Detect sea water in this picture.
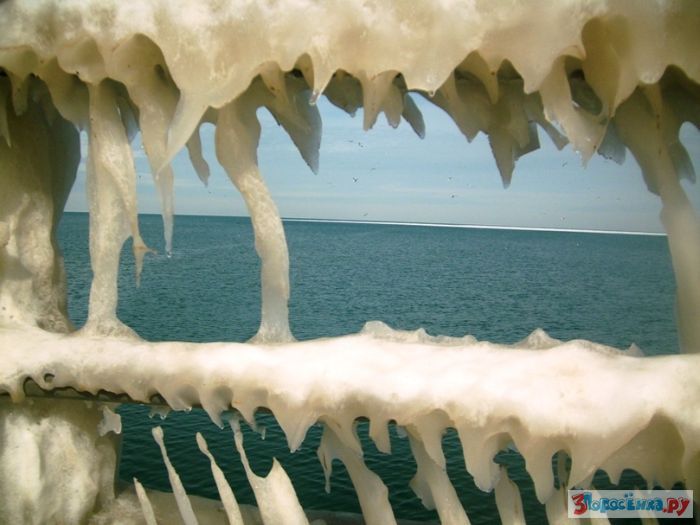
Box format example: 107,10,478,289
57,212,678,523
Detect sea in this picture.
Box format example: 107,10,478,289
57,212,680,524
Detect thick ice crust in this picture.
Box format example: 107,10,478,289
1,1,698,162
1,325,698,506
0,398,118,525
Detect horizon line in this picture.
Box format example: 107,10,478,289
62,210,666,237
282,217,666,236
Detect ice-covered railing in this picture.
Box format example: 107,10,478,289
1,1,699,523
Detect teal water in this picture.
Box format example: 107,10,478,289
58,212,679,523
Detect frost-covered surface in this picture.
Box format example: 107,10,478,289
1,0,700,523
0,398,117,524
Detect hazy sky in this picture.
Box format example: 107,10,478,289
65,96,700,234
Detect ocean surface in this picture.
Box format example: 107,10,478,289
57,212,679,524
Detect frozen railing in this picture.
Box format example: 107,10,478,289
0,1,699,523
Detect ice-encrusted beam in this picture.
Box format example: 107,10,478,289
2,324,699,502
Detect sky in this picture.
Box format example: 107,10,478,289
65,96,700,234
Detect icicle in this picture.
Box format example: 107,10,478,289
133,478,158,525
162,91,207,172
149,406,171,420
457,53,499,104
382,83,404,129
427,73,490,142
260,65,290,106
523,93,568,151
264,76,322,174
294,55,316,95
323,71,363,117
494,468,525,525
132,107,175,257
215,88,293,343
152,426,199,525
309,68,333,107
487,81,541,187
597,120,626,164
152,163,174,257
461,431,509,492
267,400,315,453
411,412,450,468
538,58,606,163
359,71,399,131
115,91,140,143
317,424,397,525
368,418,391,454
186,125,211,186
35,59,89,128
321,417,363,456
520,441,557,504
109,37,179,257
230,419,309,525
196,432,245,525
580,17,629,117
402,93,425,139
407,428,470,525
291,53,332,107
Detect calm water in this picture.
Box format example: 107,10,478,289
58,212,679,523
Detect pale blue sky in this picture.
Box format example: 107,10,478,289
65,96,700,234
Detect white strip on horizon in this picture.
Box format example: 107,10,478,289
281,217,666,237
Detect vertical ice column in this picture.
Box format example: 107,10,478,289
407,428,471,525
494,468,526,525
83,81,150,337
317,424,397,525
0,77,78,333
615,87,700,354
216,90,293,343
230,419,309,524
152,426,199,525
133,478,158,525
196,432,245,525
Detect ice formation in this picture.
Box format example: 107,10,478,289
0,1,699,523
